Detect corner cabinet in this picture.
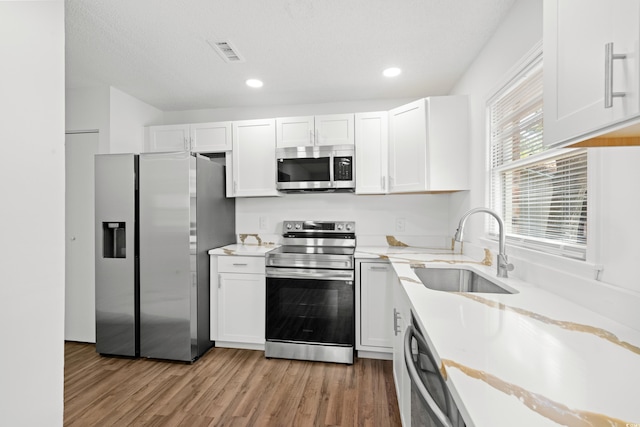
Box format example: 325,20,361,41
543,0,640,147
275,114,354,147
144,122,232,153
388,96,469,193
211,255,266,349
228,119,278,197
356,260,393,356
355,112,389,194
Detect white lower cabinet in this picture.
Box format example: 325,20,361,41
357,261,393,355
392,274,412,426
211,255,266,349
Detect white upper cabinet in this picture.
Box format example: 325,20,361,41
315,114,354,146
388,96,469,193
190,122,232,152
144,124,190,152
544,0,640,147
145,122,232,153
275,116,315,147
276,114,354,147
230,119,278,197
355,111,389,194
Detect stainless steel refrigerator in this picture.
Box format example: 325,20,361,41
95,152,235,362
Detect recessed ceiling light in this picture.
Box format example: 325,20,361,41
383,67,402,78
246,79,263,88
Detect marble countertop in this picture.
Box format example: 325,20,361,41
208,243,278,257
358,246,640,426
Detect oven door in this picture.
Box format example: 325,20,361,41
266,269,354,347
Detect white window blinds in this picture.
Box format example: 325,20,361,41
488,54,588,259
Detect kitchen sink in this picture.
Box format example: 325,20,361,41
411,267,515,294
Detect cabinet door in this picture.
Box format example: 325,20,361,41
388,99,427,193
544,0,640,147
315,114,355,146
276,116,314,147
392,275,412,426
145,124,189,152
360,262,393,349
190,122,232,152
355,112,388,194
232,119,278,197
218,273,266,344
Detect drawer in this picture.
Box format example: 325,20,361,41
217,256,265,274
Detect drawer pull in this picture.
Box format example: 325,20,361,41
232,263,248,266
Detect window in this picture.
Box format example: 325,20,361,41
488,51,588,260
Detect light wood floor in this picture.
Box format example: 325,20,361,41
64,342,401,426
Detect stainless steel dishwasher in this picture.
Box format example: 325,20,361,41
404,312,466,427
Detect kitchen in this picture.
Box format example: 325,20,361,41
2,0,640,426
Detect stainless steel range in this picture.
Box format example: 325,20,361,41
265,220,356,364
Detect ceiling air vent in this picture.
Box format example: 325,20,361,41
208,40,245,63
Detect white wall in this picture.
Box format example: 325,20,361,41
449,0,640,330
109,87,163,153
66,86,110,152
0,2,65,425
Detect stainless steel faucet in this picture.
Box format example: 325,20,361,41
454,207,514,278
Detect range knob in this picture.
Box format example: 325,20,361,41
346,223,353,231
294,223,302,230
286,223,293,230
337,224,344,230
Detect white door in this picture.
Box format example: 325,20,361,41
275,116,314,147
544,0,640,147
355,112,388,194
190,122,232,152
315,114,354,146
388,99,427,193
65,132,99,343
232,119,278,197
145,124,189,152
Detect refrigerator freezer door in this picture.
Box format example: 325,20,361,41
139,152,193,361
95,154,138,357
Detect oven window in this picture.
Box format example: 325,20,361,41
266,277,354,345
277,157,330,182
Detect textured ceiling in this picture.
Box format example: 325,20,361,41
65,0,517,111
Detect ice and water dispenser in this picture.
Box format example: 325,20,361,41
102,222,126,258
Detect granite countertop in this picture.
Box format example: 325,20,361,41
360,246,640,426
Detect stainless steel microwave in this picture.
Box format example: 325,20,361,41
276,145,355,192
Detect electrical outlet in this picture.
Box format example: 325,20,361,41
395,218,406,232
259,216,268,230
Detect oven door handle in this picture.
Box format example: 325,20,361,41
404,324,454,427
266,267,354,281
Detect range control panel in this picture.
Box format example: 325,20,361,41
282,220,355,233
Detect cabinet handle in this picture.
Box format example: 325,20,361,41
233,181,238,193
232,263,248,266
604,42,627,108
381,176,386,191
218,274,222,289
184,137,190,151
369,266,388,271
393,308,401,336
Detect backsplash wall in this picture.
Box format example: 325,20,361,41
235,192,456,247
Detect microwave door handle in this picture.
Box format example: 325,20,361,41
329,151,335,187
404,325,454,427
